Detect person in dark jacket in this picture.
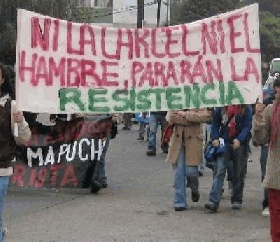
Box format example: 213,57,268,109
205,105,252,212
0,64,31,241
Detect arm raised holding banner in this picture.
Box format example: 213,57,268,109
11,100,31,144
168,109,213,125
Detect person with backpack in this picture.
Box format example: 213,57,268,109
252,76,280,241
205,104,252,212
0,64,31,241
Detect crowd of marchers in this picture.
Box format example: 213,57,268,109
0,62,279,241
120,74,280,242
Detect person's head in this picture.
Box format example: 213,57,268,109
273,76,280,100
0,63,5,88
0,63,15,99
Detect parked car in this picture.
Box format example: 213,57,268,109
269,58,280,76
262,73,280,105
261,59,280,104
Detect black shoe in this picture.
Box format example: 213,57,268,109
91,181,101,194
136,136,144,141
191,192,200,202
198,170,204,177
100,182,108,189
122,127,130,130
247,153,253,162
231,202,241,210
146,149,156,156
205,201,219,212
175,207,186,211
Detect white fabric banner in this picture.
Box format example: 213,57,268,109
16,4,262,114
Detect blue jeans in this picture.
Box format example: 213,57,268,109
139,122,147,137
173,147,199,208
209,155,227,205
260,144,269,208
0,176,9,242
148,113,167,152
199,124,211,173
209,145,247,204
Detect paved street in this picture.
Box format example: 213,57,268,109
4,124,270,241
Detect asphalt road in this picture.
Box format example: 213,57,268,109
4,124,270,241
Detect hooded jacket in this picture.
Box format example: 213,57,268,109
0,94,31,176
211,106,252,146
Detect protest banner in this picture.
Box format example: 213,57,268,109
16,4,261,114
10,115,112,189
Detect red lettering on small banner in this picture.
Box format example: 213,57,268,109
10,115,111,190
29,168,47,189
11,165,26,187
60,165,79,187
50,164,64,186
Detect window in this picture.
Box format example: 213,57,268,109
107,0,113,7
77,0,91,7
94,0,111,7
77,0,85,7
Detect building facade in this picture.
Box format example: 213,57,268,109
74,0,169,27
73,0,113,23
113,0,168,27
76,0,112,8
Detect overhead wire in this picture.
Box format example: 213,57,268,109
90,1,158,19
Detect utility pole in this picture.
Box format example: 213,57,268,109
137,0,144,28
167,0,170,26
157,0,161,27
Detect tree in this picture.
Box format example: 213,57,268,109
171,0,238,25
239,1,280,61
170,0,280,80
259,11,280,60
0,0,76,65
255,0,280,16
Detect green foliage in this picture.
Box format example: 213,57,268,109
171,0,238,25
236,0,279,15
0,0,75,65
259,11,280,60
171,0,280,63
